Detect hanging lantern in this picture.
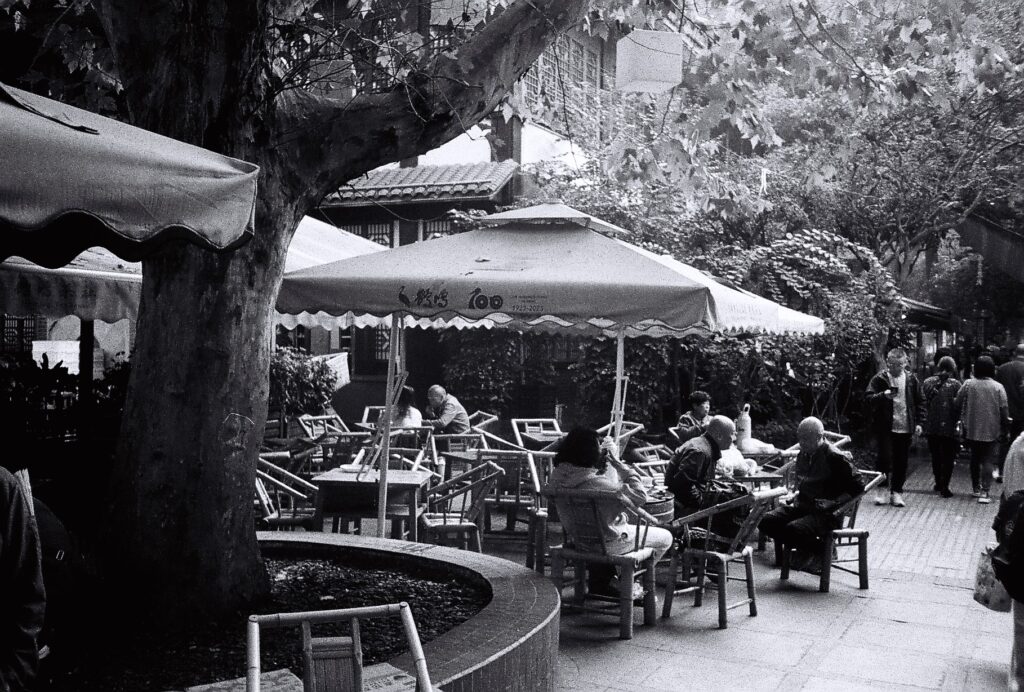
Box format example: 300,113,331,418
615,30,689,93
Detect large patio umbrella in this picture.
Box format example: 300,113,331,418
0,82,259,267
277,203,825,536
0,216,384,323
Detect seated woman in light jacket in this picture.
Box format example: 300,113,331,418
547,427,673,596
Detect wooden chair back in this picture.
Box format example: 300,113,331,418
511,418,564,450
359,406,387,429
596,421,646,445
297,414,349,439
478,449,541,510
246,603,432,692
319,431,373,467
255,455,320,528
433,433,488,453
541,486,658,555
468,410,499,431
835,471,883,529
671,487,786,553
425,461,504,525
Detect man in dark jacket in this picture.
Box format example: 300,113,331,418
666,415,736,515
866,348,925,507
759,417,865,571
0,465,45,692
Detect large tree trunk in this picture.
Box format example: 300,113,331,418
104,178,299,619
93,0,589,623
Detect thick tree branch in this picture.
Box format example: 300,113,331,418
275,0,590,203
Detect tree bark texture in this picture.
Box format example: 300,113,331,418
93,0,589,620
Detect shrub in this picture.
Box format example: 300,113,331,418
268,347,337,417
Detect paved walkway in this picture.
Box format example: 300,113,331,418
488,449,1015,691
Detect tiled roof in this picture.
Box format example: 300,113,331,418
326,161,518,206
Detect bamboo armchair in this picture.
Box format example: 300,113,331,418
419,461,504,552
542,486,661,640
254,455,320,531
246,603,431,692
663,487,786,628
778,471,883,592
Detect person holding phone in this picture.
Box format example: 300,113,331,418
866,348,925,507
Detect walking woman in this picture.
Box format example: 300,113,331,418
922,356,962,498
955,355,1010,504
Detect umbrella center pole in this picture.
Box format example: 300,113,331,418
375,313,406,538
609,329,627,445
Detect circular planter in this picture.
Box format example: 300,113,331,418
257,532,560,691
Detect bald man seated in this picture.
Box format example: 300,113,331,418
665,415,737,516
758,417,865,571
422,385,471,434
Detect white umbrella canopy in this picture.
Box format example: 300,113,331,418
278,207,824,339
1,217,385,322
0,82,259,268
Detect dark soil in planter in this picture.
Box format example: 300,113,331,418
45,557,489,691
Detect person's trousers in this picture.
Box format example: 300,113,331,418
927,435,958,492
1012,599,1024,692
588,525,674,591
877,432,913,493
758,504,836,554
968,439,999,493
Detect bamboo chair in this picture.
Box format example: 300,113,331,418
246,603,432,692
511,418,564,452
358,405,387,430
778,471,884,592
419,461,504,551
467,410,499,431
596,421,646,446
297,414,352,471
432,433,488,479
477,449,541,533
542,487,660,639
254,456,319,531
663,487,786,628
297,414,350,438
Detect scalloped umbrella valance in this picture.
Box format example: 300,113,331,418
277,210,824,339
0,83,259,268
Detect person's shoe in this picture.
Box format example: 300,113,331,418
993,469,1001,482
874,490,890,506
891,493,906,507
940,488,954,498
978,492,992,505
972,487,983,498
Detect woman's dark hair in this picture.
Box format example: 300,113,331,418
933,347,953,366
974,355,996,378
689,390,711,408
937,356,957,379
554,427,604,470
396,385,415,416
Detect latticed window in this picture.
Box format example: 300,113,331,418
1,316,41,356
423,219,452,239
364,222,393,247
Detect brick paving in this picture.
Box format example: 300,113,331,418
484,447,1017,691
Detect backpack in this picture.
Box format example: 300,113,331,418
992,490,1024,603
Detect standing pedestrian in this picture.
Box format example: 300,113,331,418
996,344,1024,482
866,348,925,507
922,356,962,498
0,465,45,692
955,355,1009,504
